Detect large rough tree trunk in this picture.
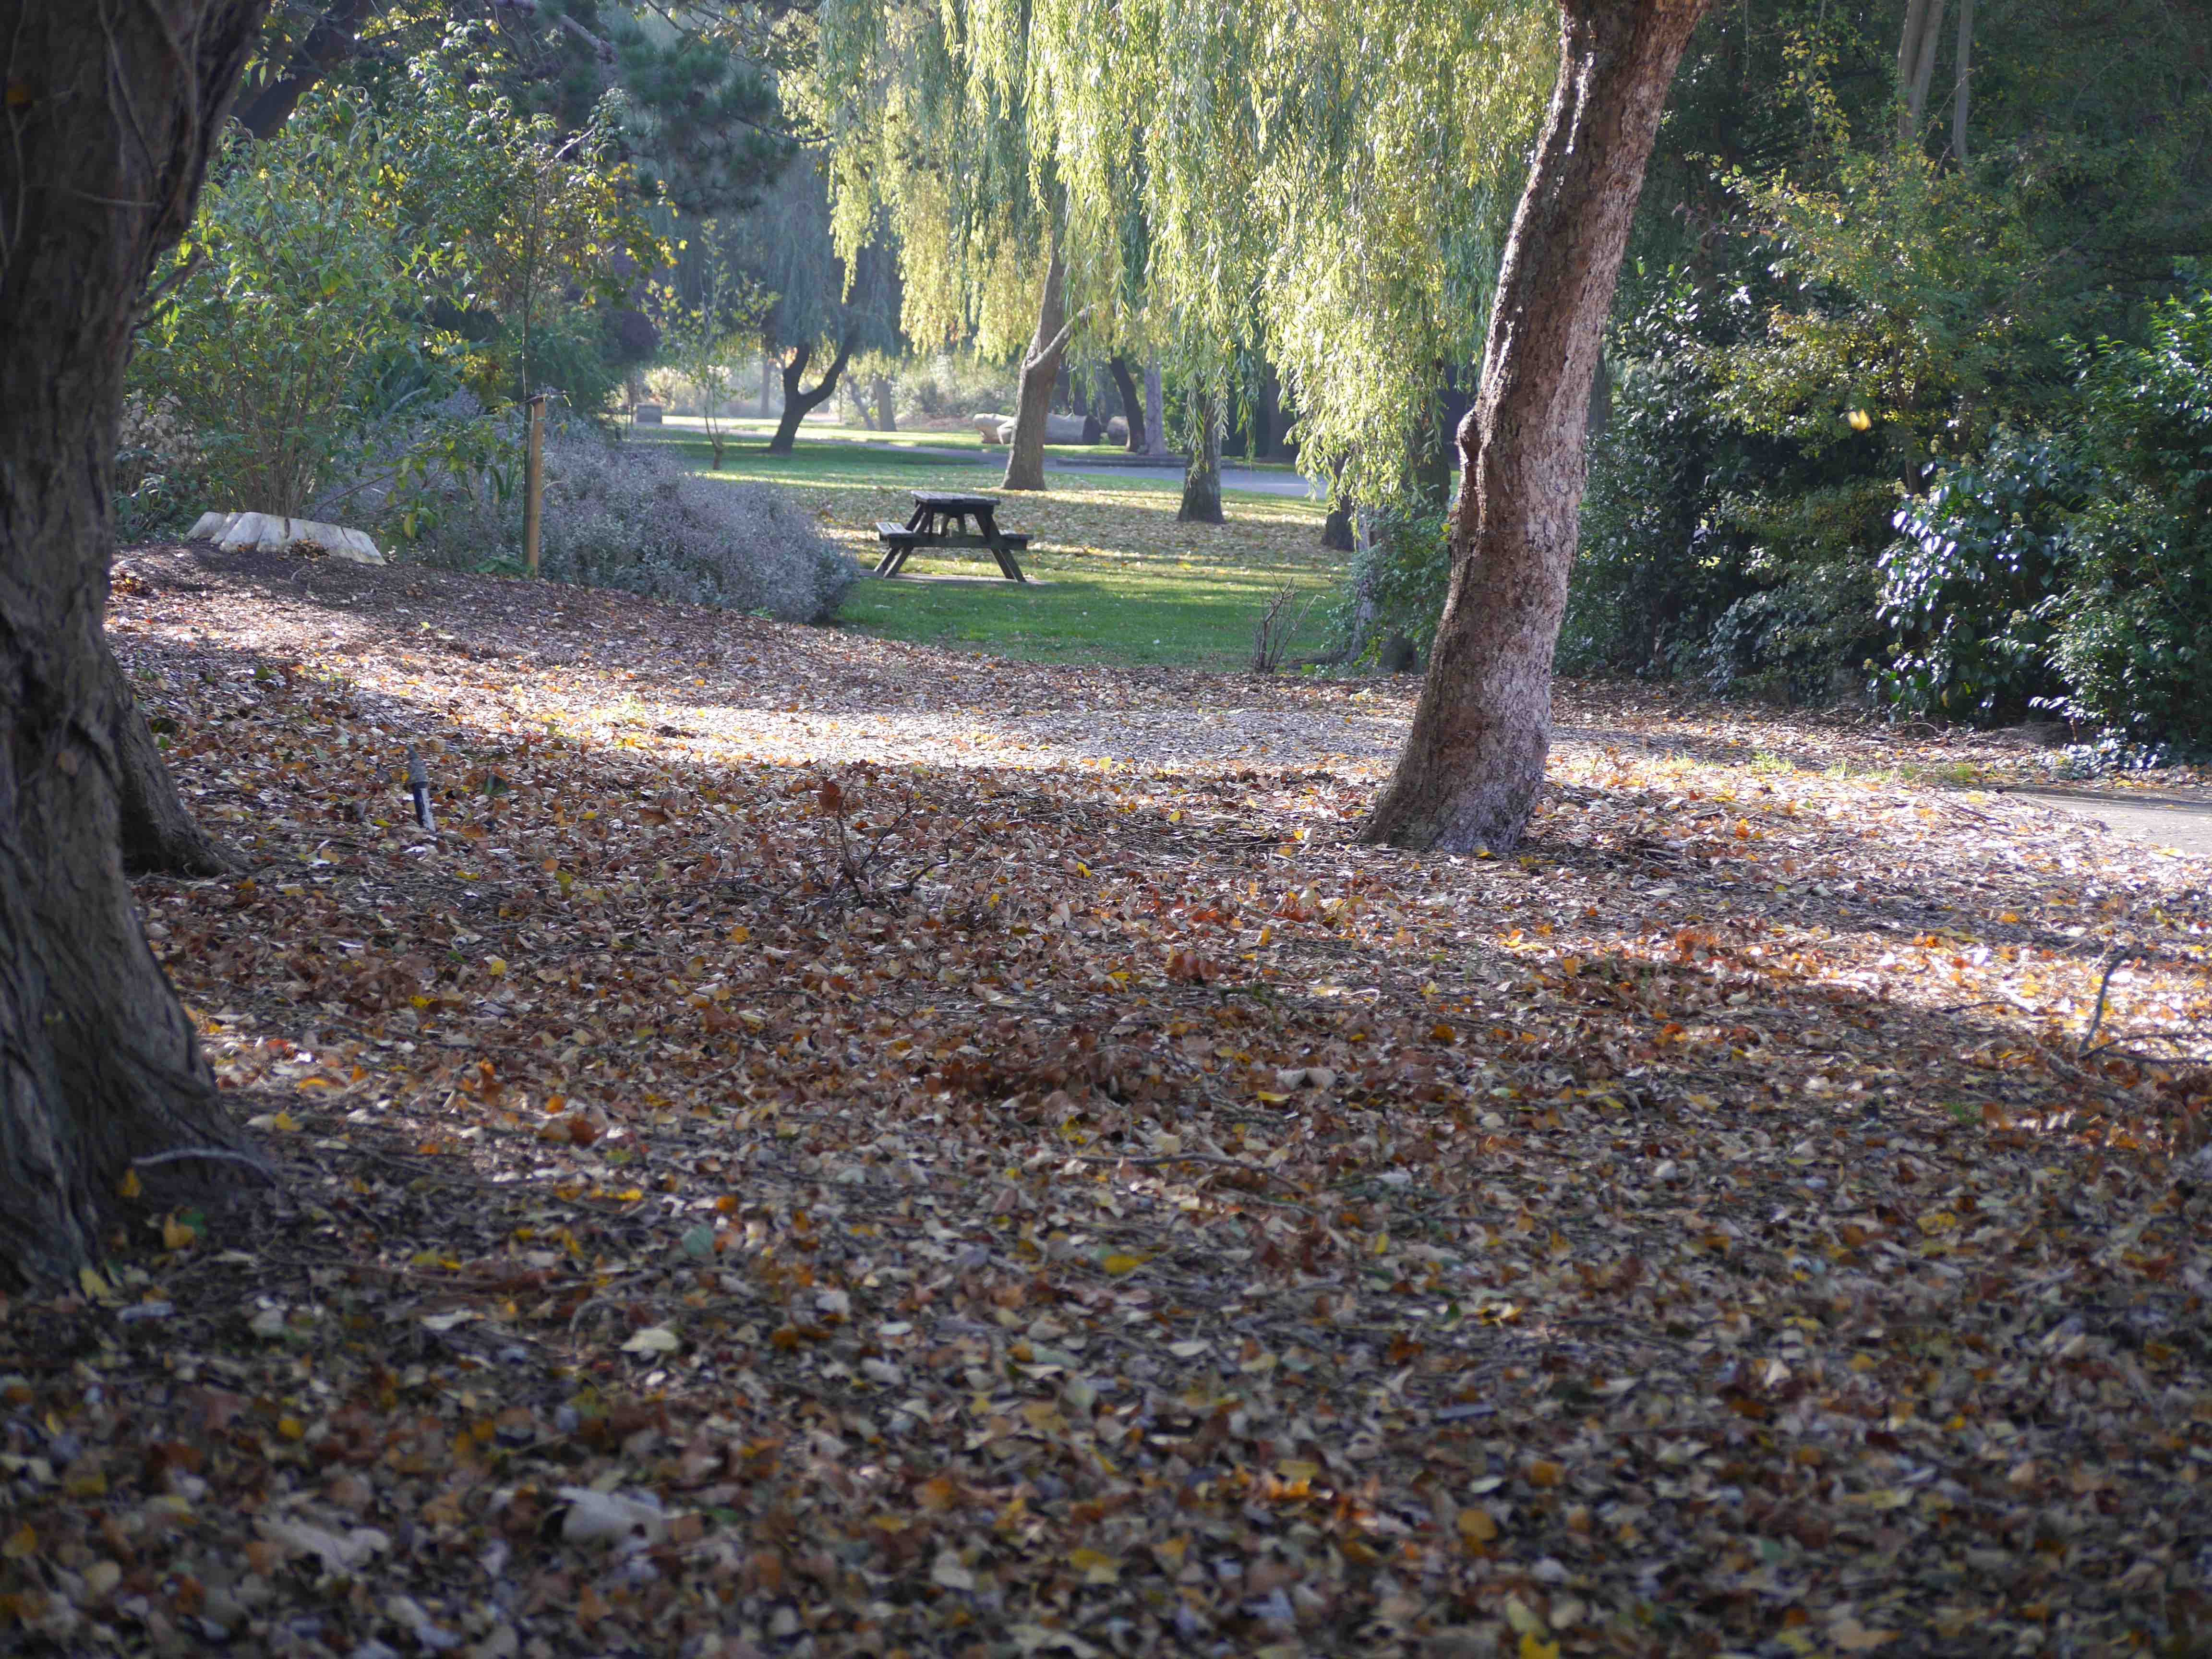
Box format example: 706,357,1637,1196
872,375,897,433
0,0,272,1285
767,333,858,455
1362,0,1711,855
1177,386,1225,524
1106,355,1147,453
1002,249,1072,492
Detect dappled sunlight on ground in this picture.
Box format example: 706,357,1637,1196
38,539,2212,1655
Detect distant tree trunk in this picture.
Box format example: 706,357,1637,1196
1322,503,1356,551
1362,0,1712,855
0,0,272,1285
872,375,897,432
1144,355,1169,456
1003,248,1072,491
1259,363,1286,460
1897,0,1948,144
235,0,382,138
768,334,857,455
1178,387,1225,524
1413,365,1476,508
1107,355,1147,453
1949,0,1975,164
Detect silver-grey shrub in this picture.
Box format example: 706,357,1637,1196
399,428,857,624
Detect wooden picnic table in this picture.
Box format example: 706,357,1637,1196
874,491,1031,583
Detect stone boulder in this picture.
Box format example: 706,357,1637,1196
187,511,385,565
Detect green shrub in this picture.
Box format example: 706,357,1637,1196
1565,281,1762,680
1879,290,2212,741
1323,508,1452,668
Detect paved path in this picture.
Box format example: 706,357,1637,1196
866,442,1322,499
1999,786,2212,859
1036,458,1321,498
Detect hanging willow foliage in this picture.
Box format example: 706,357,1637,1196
799,0,1552,502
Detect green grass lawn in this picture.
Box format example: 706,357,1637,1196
631,429,1342,671
639,412,1303,471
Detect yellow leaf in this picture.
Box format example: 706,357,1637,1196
1,1524,33,1559
77,1265,119,1304
1068,1545,1119,1584
1457,1507,1498,1543
1253,1090,1291,1103
117,1168,141,1200
486,957,508,977
161,1215,197,1250
276,1417,305,1442
1101,1253,1144,1277
271,1112,298,1133
1519,1635,1560,1659
1831,1616,1899,1651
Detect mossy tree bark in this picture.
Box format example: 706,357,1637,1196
0,0,270,1284
1362,0,1712,854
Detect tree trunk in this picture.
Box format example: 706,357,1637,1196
1177,386,1225,524
236,0,382,138
1002,249,1071,492
1322,503,1356,552
759,351,774,418
1897,0,1948,145
768,334,858,455
1413,364,1476,508
872,375,897,433
1950,0,1975,164
1362,0,1712,855
0,0,272,1285
110,646,234,877
1107,355,1147,453
1144,354,1169,457
1259,362,1286,461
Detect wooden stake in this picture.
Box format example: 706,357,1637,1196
523,393,546,577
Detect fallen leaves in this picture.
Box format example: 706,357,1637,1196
1,540,2206,1654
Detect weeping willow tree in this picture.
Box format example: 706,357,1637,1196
797,0,1125,490
964,0,1708,851
805,0,1711,850
982,0,1557,510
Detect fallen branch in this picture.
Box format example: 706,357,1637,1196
132,1146,279,1184
2080,949,2130,1058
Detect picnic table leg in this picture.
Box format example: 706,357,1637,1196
978,513,1027,582
905,503,930,532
